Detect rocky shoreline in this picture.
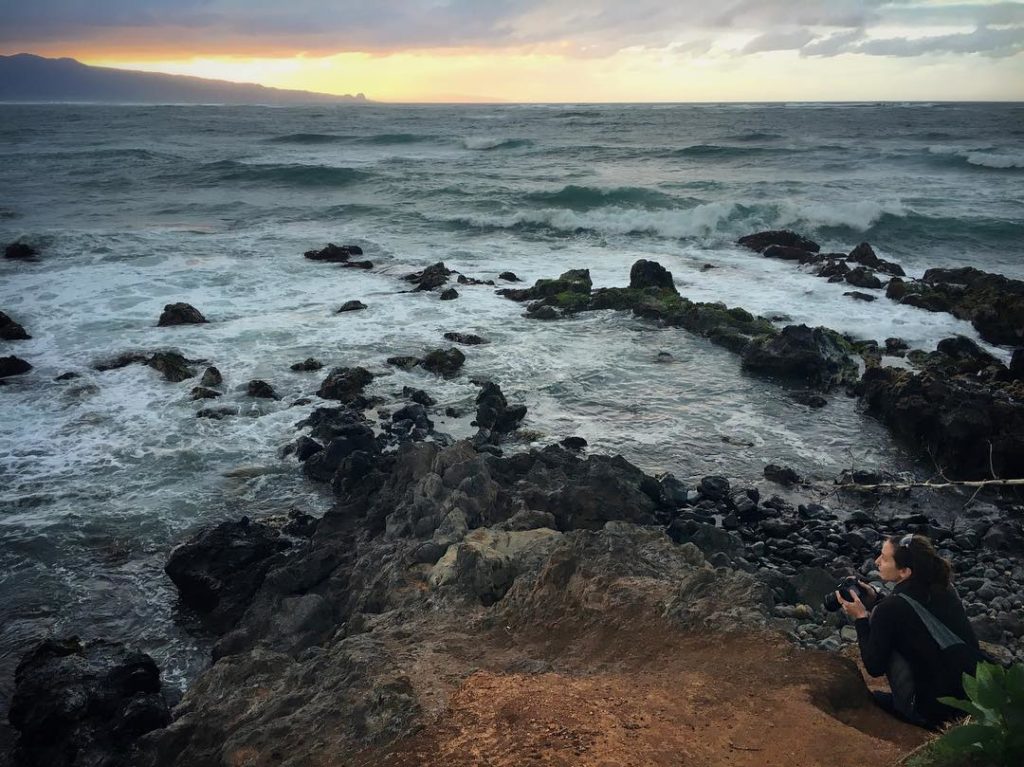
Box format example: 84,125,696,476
4,234,1023,766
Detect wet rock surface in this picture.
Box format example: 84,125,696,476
8,637,171,767
303,243,367,267
0,311,30,341
0,356,32,378
157,303,206,327
317,366,373,402
336,300,367,313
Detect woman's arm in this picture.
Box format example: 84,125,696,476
853,602,897,677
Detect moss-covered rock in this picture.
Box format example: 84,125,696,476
741,325,859,391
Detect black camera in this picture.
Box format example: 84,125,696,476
823,576,868,612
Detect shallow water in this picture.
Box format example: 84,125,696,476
1,102,1022,702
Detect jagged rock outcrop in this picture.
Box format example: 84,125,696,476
421,348,465,378
473,381,527,444
157,303,206,327
887,267,1024,346
94,351,197,383
8,637,171,767
165,517,292,632
859,349,1024,479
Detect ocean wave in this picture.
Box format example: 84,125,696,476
727,131,785,142
926,145,1023,170
265,133,345,144
666,144,777,159
437,201,743,239
772,199,906,232
462,137,534,151
524,185,681,210
357,132,440,145
198,160,371,187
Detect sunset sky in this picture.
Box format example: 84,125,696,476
2,0,1022,102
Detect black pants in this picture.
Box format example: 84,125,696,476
872,651,933,729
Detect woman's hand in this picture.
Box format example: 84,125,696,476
837,589,868,620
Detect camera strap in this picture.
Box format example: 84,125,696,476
896,593,965,650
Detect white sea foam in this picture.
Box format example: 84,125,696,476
965,151,1024,169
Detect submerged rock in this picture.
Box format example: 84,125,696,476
157,303,206,327
499,271,521,282
845,267,883,290
0,310,31,340
4,242,38,260
439,288,459,301
199,366,223,387
847,242,905,277
9,637,171,767
443,332,488,345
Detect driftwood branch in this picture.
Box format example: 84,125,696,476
841,477,1024,492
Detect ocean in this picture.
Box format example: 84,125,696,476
1,102,1022,701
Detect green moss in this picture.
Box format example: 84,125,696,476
549,290,593,312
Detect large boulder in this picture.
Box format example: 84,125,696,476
147,352,195,383
317,366,373,402
845,267,883,290
8,637,171,767
0,310,30,340
629,260,676,292
741,325,858,391
165,517,291,631
497,269,592,302
157,303,206,327
737,230,819,254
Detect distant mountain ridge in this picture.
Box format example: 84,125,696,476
0,53,367,105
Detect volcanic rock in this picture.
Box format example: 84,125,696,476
421,348,465,378
157,303,207,327
845,267,883,290
443,332,488,345
439,288,459,301
845,291,877,302
847,242,905,277
0,355,32,378
0,310,30,340
304,243,363,262
499,271,521,282
200,366,223,386
317,366,373,402
741,325,858,391
629,259,676,291
764,464,802,486
763,245,819,262
337,300,367,313
165,516,291,631
405,262,452,291
147,352,195,383
9,637,171,767
737,230,820,254
290,358,323,372
4,242,38,260
246,379,280,400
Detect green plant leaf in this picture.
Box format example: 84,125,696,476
1005,663,1024,702
964,670,980,702
973,662,1009,717
935,723,992,752
937,696,988,720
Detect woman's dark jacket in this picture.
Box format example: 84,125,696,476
854,579,981,724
